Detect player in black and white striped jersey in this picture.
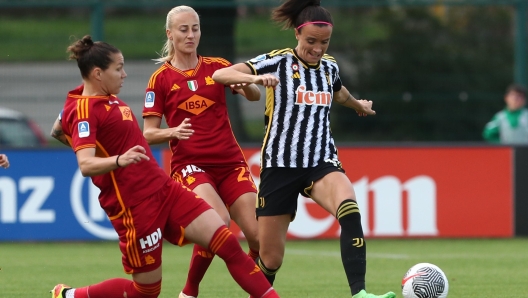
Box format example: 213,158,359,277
212,0,395,297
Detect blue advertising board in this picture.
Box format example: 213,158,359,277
0,149,162,241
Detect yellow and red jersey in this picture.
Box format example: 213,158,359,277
62,85,169,219
142,56,249,176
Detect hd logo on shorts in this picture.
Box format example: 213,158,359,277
140,228,162,252
177,95,215,115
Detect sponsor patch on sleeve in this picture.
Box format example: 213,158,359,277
145,91,155,108
249,54,266,63
78,121,90,138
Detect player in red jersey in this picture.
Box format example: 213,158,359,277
141,6,276,298
49,35,279,298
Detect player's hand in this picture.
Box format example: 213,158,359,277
355,99,376,117
253,74,279,88
0,154,9,169
170,118,194,140
118,145,149,167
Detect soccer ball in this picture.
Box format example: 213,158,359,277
401,263,449,298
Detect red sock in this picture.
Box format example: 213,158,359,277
182,244,215,297
71,278,161,298
248,248,260,261
209,226,276,297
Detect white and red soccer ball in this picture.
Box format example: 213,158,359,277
401,263,449,298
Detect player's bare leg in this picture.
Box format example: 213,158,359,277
181,183,230,297
230,192,260,260
185,209,279,297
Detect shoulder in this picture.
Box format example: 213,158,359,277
322,53,339,69
202,56,231,67
249,48,291,64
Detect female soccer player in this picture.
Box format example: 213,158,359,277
50,35,279,298
141,6,276,298
212,0,396,297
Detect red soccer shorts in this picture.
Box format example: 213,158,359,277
111,179,212,274
172,163,257,206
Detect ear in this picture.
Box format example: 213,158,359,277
92,67,103,81
166,28,173,41
295,28,300,40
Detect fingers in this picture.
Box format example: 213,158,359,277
256,74,279,87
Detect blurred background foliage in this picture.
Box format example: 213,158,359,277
0,3,520,143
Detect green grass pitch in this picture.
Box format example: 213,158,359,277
1,238,527,297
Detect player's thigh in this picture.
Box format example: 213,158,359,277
193,183,231,225
184,209,227,248
257,214,291,268
229,192,258,243
310,171,356,216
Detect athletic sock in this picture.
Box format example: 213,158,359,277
209,226,275,297
256,257,280,285
68,278,161,298
337,199,366,296
182,244,215,297
248,248,260,261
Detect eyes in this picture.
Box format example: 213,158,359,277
178,26,199,33
306,39,330,45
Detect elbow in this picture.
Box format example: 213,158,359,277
143,131,154,145
79,167,91,177
212,70,226,84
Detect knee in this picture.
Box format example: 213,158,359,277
260,250,283,269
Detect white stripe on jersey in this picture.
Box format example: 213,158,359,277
247,48,341,168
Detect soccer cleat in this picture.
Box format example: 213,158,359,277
352,290,396,298
179,291,197,298
50,284,71,298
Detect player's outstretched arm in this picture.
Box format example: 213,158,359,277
76,145,149,177
334,86,376,117
213,63,279,88
231,82,261,101
143,116,194,144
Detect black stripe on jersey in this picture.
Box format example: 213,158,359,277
272,59,290,167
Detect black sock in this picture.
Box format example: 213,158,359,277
256,257,280,285
337,199,366,296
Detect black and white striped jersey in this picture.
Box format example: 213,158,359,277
245,48,343,169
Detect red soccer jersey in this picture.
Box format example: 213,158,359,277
142,56,248,172
62,86,169,219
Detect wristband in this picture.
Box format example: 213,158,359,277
116,155,122,167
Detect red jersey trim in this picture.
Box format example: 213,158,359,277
142,111,163,118
164,56,203,77
74,144,96,152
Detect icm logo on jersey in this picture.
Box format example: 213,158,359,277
139,228,162,253
78,121,90,138
70,169,117,240
295,85,331,106
145,91,155,108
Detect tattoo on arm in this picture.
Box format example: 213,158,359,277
51,127,70,147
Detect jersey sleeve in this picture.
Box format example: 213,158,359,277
143,66,168,119
333,74,343,92
68,100,100,152
245,51,281,76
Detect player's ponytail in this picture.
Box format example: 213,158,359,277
66,35,120,78
272,0,332,31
